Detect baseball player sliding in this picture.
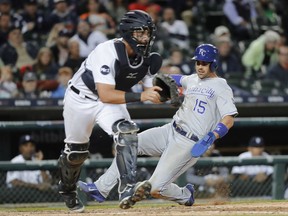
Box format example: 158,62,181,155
57,10,164,212
78,44,238,207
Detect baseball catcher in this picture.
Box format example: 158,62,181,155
58,10,163,212
152,73,182,107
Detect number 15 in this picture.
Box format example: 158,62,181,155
193,99,207,114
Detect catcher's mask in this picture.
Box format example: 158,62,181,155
119,10,156,58
191,44,219,71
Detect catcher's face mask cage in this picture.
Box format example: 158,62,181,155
119,10,156,57
192,44,219,71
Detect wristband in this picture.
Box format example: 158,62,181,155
125,92,141,103
213,123,229,138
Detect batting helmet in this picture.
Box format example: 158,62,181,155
119,10,156,57
192,44,219,71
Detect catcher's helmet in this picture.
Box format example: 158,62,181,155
192,44,219,71
119,10,156,57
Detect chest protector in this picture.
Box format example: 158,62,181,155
81,40,162,94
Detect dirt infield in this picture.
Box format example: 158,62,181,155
1,200,288,216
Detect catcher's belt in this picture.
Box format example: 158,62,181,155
70,85,95,100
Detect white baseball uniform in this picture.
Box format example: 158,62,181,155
64,38,156,144
6,155,49,187
94,73,238,204
231,151,274,175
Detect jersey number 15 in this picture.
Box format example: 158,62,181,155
193,99,207,114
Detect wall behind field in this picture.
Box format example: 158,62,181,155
0,101,288,160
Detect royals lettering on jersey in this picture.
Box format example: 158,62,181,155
185,86,215,99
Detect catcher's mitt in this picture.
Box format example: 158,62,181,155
152,73,181,107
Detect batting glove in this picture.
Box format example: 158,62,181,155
191,132,216,157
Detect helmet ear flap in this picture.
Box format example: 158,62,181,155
210,60,218,71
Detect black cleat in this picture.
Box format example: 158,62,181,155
59,191,85,212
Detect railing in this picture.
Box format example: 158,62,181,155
0,156,287,204
0,116,288,130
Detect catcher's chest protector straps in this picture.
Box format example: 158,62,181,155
114,41,150,91
149,52,162,75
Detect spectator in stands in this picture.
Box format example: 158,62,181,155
210,25,244,55
0,25,38,70
20,0,48,45
0,0,22,29
223,0,258,41
186,144,230,198
64,40,85,73
161,47,194,75
210,25,232,45
128,0,161,16
0,13,11,47
267,45,288,90
230,136,273,197
215,36,244,78
148,11,170,58
105,0,127,23
50,66,73,98
18,71,39,99
255,0,281,32
6,134,52,191
47,0,78,33
45,23,65,47
32,47,58,80
167,0,194,21
48,28,72,67
161,7,190,51
70,20,108,58
275,0,288,41
30,47,59,92
242,30,281,79
0,65,18,98
79,0,116,37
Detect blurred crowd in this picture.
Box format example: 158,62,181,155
0,0,287,99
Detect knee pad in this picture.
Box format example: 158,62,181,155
62,143,90,166
112,119,139,134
